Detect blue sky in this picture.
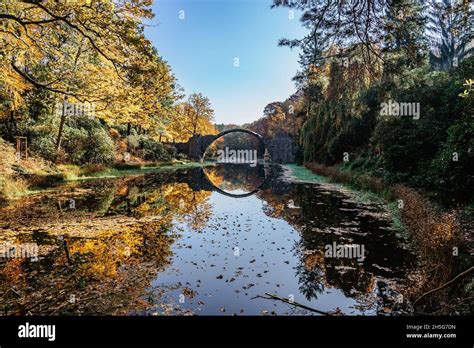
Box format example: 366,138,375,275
145,0,307,125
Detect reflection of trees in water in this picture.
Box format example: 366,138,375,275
167,185,213,231
0,167,415,314
293,247,326,301
0,174,216,315
203,164,265,193
0,219,177,315
257,179,413,304
83,174,214,232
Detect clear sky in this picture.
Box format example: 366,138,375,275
145,0,307,125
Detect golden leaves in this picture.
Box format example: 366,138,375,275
458,79,473,98
0,0,216,145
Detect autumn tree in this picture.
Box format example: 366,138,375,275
0,0,183,147
186,92,215,136
168,93,217,142
0,0,152,103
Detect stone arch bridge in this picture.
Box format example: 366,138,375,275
180,128,272,162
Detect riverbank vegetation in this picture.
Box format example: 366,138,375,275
0,0,472,316
245,0,473,314
251,1,472,206
303,162,472,314
0,0,218,202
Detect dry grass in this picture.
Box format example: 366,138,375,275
390,185,468,314
392,185,458,253
57,163,109,180
306,162,388,195
0,138,59,202
305,162,352,184
0,139,28,202
354,174,385,193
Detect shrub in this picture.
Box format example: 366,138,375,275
138,137,172,162
127,134,140,154
114,163,142,170
83,128,115,164
62,126,88,164
61,116,115,165
305,162,351,184
30,134,57,162
328,113,376,163
428,116,474,204
164,143,177,158
176,153,188,161
81,164,108,175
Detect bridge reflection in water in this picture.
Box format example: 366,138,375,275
0,162,416,315
201,163,271,198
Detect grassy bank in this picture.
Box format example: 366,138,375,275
58,161,210,181
0,139,60,202
0,138,209,202
298,161,472,315
284,163,407,236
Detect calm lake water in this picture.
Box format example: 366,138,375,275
0,164,414,315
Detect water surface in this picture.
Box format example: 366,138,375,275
0,164,414,315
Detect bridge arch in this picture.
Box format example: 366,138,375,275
200,165,270,198
202,172,262,198
200,128,271,163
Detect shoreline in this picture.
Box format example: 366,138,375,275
285,162,472,315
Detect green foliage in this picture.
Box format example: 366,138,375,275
83,128,116,165
275,0,473,207
372,118,430,176
300,52,473,205
138,137,172,162
62,116,115,165
428,116,474,203
371,56,474,204
30,134,57,162
328,113,376,162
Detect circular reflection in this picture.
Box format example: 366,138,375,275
203,130,268,164
203,163,266,197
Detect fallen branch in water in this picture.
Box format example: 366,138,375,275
252,292,332,316
413,266,474,307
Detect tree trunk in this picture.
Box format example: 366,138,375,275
56,100,67,150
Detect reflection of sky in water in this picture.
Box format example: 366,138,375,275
0,165,414,315
152,192,362,315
